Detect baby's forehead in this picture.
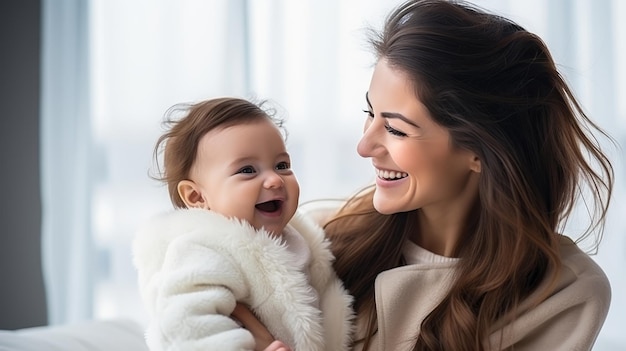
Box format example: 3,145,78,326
195,119,288,157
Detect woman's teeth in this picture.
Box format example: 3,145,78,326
376,169,408,180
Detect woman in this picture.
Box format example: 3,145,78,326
322,0,614,350
238,0,614,350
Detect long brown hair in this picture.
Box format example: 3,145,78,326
325,1,614,350
152,97,283,207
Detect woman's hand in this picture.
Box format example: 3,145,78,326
231,302,292,351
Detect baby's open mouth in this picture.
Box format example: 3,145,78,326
255,200,282,213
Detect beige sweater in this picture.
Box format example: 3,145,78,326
299,201,611,351
351,235,610,351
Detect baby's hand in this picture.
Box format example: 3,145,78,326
263,340,291,351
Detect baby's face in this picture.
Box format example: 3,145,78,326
187,118,299,235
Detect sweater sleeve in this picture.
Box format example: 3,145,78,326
138,232,255,351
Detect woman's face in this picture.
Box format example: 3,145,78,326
358,59,479,215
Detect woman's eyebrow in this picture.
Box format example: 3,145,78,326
381,112,420,128
365,91,420,128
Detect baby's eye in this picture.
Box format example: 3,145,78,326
237,166,256,174
275,161,291,170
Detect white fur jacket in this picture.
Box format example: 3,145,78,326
132,208,354,351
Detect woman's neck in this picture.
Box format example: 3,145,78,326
411,174,479,257
414,208,465,257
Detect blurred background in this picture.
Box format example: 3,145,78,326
1,0,624,349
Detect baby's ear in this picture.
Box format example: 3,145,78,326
177,180,209,209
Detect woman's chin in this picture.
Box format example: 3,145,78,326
373,195,398,215
373,191,420,215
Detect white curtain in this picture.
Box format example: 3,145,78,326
41,0,93,325
41,0,625,349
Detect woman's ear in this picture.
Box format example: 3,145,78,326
177,180,209,209
469,155,481,173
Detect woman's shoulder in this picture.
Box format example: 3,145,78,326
557,234,611,298
554,234,611,322
490,235,611,351
488,235,611,350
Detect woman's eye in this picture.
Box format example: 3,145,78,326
276,161,291,170
362,109,374,118
237,166,256,174
384,124,407,137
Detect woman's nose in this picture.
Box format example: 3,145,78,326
263,172,284,189
357,118,382,158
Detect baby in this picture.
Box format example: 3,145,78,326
132,97,353,351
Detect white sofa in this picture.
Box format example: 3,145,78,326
0,319,148,351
